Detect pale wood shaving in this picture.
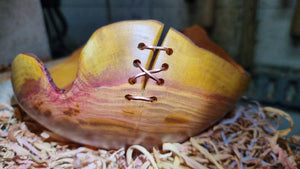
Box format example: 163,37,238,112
0,102,299,168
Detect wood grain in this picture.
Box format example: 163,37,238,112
11,20,250,150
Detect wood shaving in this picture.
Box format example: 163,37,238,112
0,101,299,169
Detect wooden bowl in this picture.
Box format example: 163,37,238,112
11,20,250,149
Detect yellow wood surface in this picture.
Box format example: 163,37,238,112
154,28,249,98
49,47,82,89
11,53,43,94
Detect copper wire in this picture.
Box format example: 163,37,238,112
128,60,168,85
126,42,173,102
125,94,157,102
138,43,173,55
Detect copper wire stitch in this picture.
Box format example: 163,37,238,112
125,94,157,102
128,59,168,85
126,42,173,102
138,42,173,55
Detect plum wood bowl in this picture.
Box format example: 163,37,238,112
11,20,250,150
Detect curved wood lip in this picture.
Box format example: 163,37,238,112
23,20,250,94
21,53,67,94
171,27,250,77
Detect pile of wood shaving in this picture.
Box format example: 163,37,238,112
0,101,299,169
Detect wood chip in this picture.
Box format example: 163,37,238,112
0,102,299,168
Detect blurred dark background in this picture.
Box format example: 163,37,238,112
0,0,299,120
